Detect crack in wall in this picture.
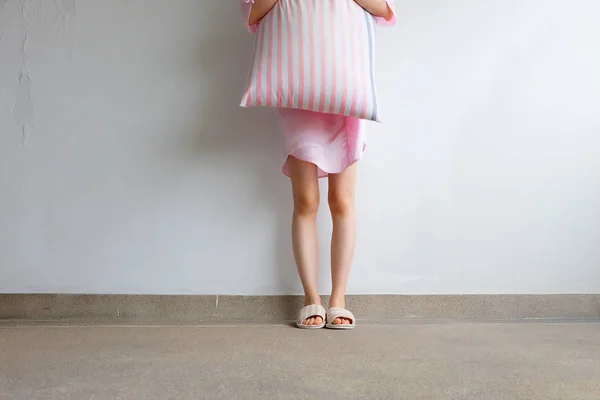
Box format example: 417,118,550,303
15,71,33,143
11,0,35,145
4,0,81,144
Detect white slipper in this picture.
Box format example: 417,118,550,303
326,307,356,330
296,304,326,329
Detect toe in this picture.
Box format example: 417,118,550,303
302,316,323,326
333,317,342,325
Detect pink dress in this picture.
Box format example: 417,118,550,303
240,0,396,178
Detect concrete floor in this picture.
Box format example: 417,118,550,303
1,322,599,400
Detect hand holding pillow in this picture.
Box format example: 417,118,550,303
353,0,395,21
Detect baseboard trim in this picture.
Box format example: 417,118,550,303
1,294,599,322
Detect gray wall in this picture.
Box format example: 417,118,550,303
1,0,599,294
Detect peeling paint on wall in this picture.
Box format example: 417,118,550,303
13,0,35,144
4,0,82,143
14,71,34,141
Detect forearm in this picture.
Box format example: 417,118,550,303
248,0,278,25
354,0,393,20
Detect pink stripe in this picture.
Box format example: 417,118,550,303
338,7,349,116
265,16,274,106
286,2,294,108
276,5,283,107
243,34,258,106
348,3,359,117
255,21,265,107
297,5,305,109
328,0,337,114
306,0,316,111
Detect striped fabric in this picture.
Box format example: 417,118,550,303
240,0,381,122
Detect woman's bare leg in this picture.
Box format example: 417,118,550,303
288,156,322,325
328,163,358,325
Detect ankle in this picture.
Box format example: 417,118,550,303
304,293,321,306
328,293,346,308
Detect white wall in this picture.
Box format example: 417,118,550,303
1,0,599,295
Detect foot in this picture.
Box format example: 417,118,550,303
301,297,323,326
329,296,352,326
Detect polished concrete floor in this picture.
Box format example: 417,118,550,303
1,321,599,399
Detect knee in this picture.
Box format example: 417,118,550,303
328,191,355,217
294,191,320,217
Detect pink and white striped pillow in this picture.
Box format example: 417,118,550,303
240,0,382,122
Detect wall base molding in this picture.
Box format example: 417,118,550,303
1,294,599,322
